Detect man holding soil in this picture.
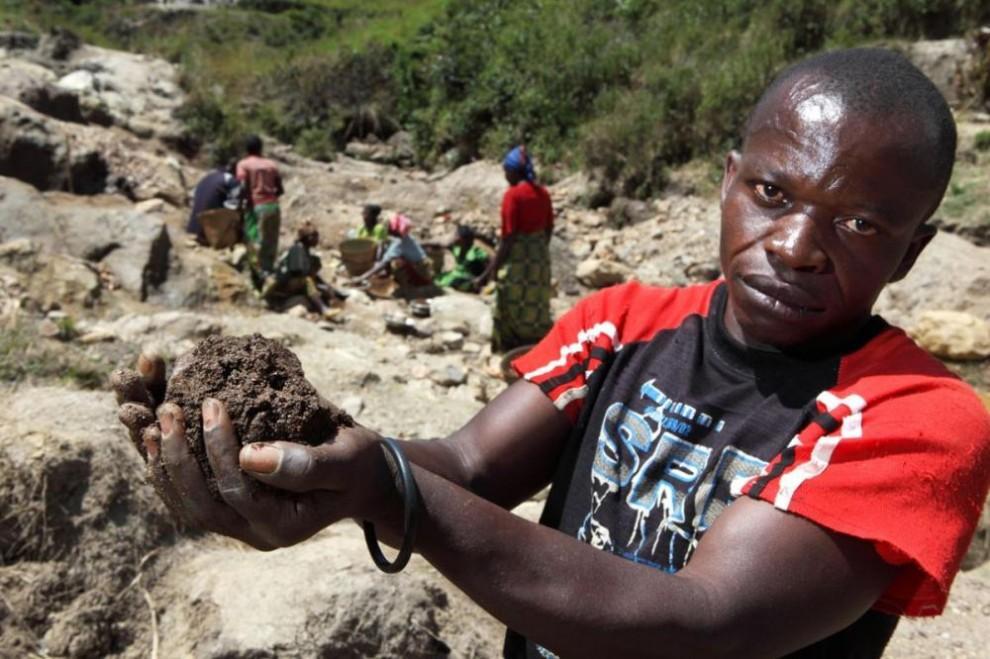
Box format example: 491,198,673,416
116,49,990,657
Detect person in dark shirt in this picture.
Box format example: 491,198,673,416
261,222,338,318
186,160,239,244
114,48,989,658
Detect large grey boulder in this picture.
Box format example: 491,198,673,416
0,96,109,194
576,257,630,288
0,58,84,123
56,44,186,141
908,310,990,361
155,531,460,658
0,91,190,201
0,176,171,300
905,39,972,107
0,96,69,190
876,231,990,328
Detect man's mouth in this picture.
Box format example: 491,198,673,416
739,275,826,315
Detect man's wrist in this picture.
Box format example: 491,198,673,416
362,438,421,572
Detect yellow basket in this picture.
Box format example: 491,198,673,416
198,208,241,249
339,238,377,277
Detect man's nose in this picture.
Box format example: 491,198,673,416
766,213,828,273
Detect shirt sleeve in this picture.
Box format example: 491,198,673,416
510,291,618,422
738,353,990,617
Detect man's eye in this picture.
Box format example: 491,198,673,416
754,183,785,203
838,217,878,236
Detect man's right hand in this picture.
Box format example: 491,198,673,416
111,353,391,551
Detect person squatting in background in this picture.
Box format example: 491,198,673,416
261,222,338,319
352,213,434,294
429,224,492,292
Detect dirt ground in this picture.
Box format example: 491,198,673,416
886,563,990,659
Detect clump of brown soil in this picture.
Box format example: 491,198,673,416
165,334,353,493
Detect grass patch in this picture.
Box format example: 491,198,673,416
0,321,111,390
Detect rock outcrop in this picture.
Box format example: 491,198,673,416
0,177,171,300
909,310,990,360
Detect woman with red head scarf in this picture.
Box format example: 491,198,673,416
477,145,554,352
352,213,433,292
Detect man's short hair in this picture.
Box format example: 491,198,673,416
245,134,263,156
456,224,475,241
364,204,382,219
745,48,957,201
297,221,319,245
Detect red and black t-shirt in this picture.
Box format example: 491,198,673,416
505,281,990,658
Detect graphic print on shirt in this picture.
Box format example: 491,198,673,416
578,377,768,571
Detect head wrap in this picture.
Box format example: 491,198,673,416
388,213,413,237
503,145,535,182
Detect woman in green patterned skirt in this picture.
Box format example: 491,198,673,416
477,145,554,352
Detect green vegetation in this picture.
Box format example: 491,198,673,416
3,0,988,197
0,322,111,390
974,130,990,152
936,142,990,245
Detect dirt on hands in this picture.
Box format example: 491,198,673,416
165,334,353,494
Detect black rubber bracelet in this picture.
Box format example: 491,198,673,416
362,437,420,573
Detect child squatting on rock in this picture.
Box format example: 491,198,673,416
114,48,990,658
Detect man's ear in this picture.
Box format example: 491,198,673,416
890,223,937,283
721,151,740,207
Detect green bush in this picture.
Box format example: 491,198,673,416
974,131,990,152
13,0,990,197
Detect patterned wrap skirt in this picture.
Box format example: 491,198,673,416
493,232,553,352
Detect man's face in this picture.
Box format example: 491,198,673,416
719,79,941,350
363,210,377,228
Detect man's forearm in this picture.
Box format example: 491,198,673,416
371,464,715,659
399,436,472,488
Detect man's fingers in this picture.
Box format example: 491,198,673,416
137,351,166,406
142,426,189,525
110,369,153,407
240,441,343,493
202,399,258,512
118,402,155,459
158,402,241,533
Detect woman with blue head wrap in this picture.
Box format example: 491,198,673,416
476,144,554,352
503,145,536,183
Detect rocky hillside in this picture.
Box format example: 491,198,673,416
0,35,988,658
